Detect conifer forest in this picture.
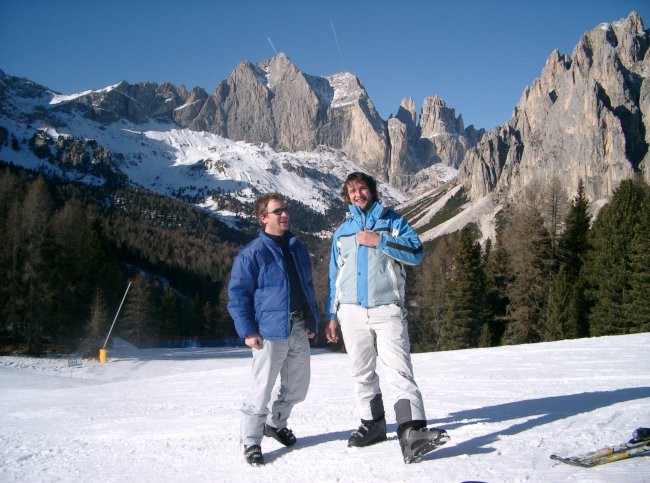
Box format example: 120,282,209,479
1,164,648,355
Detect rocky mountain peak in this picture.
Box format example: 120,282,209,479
419,95,464,138
396,97,417,140
457,10,649,213
257,52,303,89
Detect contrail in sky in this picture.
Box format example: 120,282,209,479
267,36,278,55
330,19,345,70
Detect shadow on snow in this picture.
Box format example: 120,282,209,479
422,386,650,462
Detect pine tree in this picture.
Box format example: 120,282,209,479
409,234,455,352
477,323,491,348
48,200,93,345
80,288,108,355
159,287,182,338
545,180,592,340
483,229,512,345
545,265,576,340
583,179,646,336
1,198,26,345
558,179,591,277
21,177,55,354
624,191,650,332
439,226,486,350
121,274,155,346
542,176,569,269
502,198,554,345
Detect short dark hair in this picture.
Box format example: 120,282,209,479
340,172,378,204
254,193,285,224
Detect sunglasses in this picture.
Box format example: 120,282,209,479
267,207,289,216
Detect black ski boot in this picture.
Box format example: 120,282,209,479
399,425,449,463
630,427,650,443
243,444,264,466
264,424,297,446
348,417,387,447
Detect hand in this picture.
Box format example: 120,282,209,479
307,329,315,339
357,228,380,247
325,320,340,343
244,333,263,349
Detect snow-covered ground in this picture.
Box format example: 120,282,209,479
1,333,649,482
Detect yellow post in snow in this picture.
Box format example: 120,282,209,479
99,348,107,365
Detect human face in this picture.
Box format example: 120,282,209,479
346,179,373,212
261,199,289,236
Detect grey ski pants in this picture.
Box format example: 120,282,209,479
337,303,426,425
240,314,310,446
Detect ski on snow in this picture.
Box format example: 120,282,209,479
550,427,650,468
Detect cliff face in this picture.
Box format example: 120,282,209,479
23,52,477,185
457,12,650,204
388,96,484,188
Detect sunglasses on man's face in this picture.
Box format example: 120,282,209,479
268,207,289,216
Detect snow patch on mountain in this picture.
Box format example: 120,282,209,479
0,84,406,225
49,84,120,105
326,72,364,109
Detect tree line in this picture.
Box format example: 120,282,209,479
406,177,650,352
1,161,648,356
0,164,243,355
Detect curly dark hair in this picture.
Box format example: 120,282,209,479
340,172,378,204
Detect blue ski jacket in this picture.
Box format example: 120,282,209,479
228,230,319,340
327,200,424,320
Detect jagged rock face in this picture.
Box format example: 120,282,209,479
33,53,390,177
6,53,480,186
264,54,322,151
173,87,208,126
63,82,193,124
419,95,464,137
388,118,409,184
414,95,484,170
387,95,485,188
314,72,389,177
190,54,390,178
458,11,650,203
396,97,417,140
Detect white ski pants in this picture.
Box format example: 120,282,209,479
337,303,426,425
240,315,310,447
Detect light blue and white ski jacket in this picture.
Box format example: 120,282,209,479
327,200,423,320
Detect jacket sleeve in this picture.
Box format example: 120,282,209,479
298,243,320,327
327,232,341,320
375,214,424,266
227,251,258,338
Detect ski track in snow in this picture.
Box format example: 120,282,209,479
1,334,649,482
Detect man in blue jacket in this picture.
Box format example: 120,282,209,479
228,193,319,466
325,172,449,464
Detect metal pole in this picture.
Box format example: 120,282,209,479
102,281,132,349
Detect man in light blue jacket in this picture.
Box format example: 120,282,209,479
228,193,319,466
325,172,449,464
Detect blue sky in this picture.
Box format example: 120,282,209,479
1,0,648,130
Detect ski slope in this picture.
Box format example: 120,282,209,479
1,333,649,482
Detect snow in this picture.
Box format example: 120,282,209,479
326,72,364,109
1,333,649,482
420,194,501,244
0,101,407,222
49,84,119,105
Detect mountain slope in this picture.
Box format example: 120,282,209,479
0,70,404,230
401,11,650,242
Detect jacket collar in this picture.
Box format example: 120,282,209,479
347,200,386,227
259,229,296,247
